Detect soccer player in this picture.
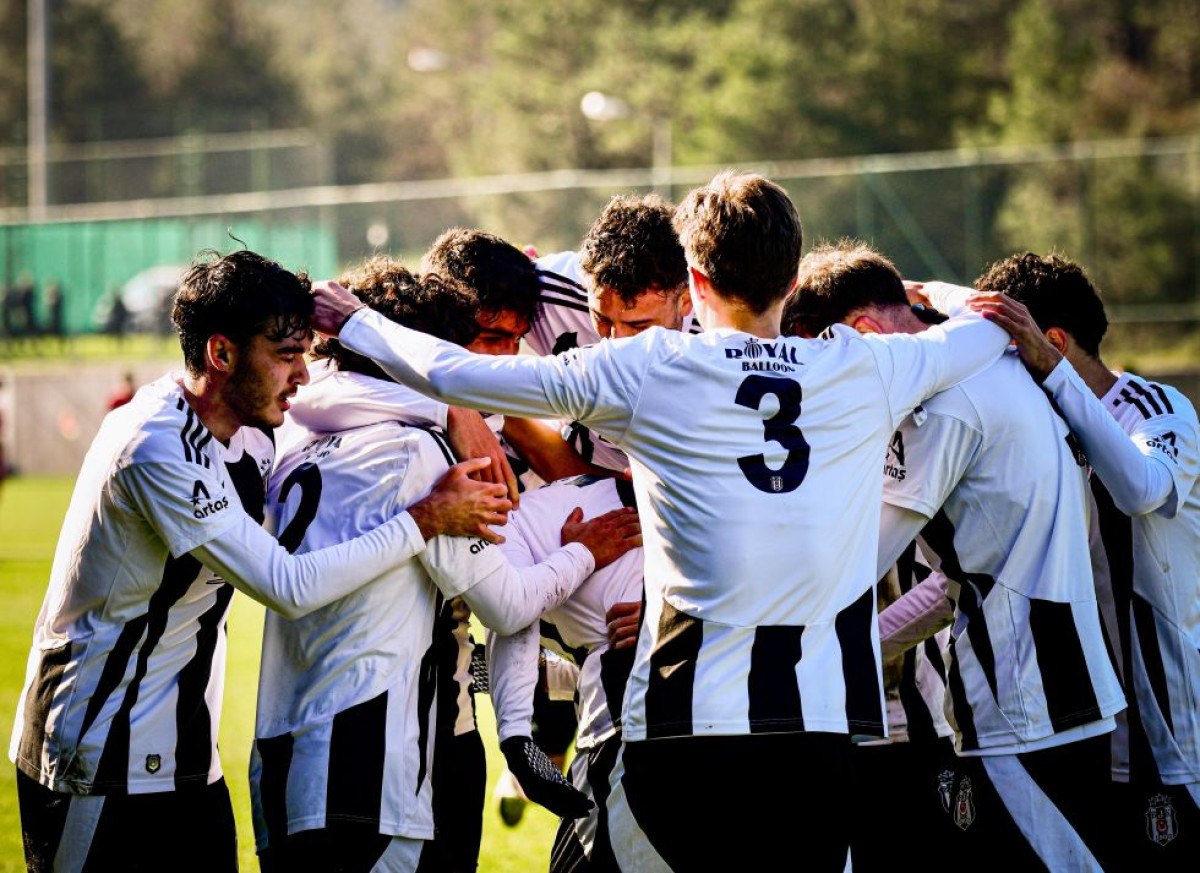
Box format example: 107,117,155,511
10,250,508,872
975,253,1200,869
250,265,639,872
786,242,1125,870
310,171,1014,871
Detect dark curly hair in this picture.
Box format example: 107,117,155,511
783,241,907,337
579,194,687,304
975,252,1108,357
172,249,313,377
313,257,480,380
674,171,802,314
419,228,540,325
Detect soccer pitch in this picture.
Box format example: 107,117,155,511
0,476,557,872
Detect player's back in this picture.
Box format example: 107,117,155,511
253,421,447,844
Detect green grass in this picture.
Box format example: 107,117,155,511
0,476,557,871
0,334,182,369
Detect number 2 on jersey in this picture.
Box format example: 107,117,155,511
277,462,322,553
735,374,810,493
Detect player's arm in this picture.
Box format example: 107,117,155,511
123,458,508,620
877,569,953,659
422,505,641,635
973,293,1198,518
315,283,642,433
501,416,603,482
867,282,1011,425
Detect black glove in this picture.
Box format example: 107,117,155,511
500,736,593,819
469,642,489,695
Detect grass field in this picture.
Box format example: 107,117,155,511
0,476,558,872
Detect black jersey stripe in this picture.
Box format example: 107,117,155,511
837,586,884,734
747,624,805,733
614,477,637,509
255,732,295,851
179,407,196,464
192,428,213,469
946,637,979,751
414,592,443,794
77,615,150,748
173,582,234,788
1150,383,1174,414
92,552,202,789
412,425,456,466
537,269,588,298
1092,478,1161,782
541,619,589,667
326,690,388,828
1028,599,1103,732
1132,592,1175,736
1118,388,1153,420
17,643,73,773
226,452,268,523
1128,381,1164,416
599,645,636,727
433,599,474,738
899,646,939,744
539,296,591,315
644,599,702,738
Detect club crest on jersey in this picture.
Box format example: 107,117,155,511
936,768,955,814
189,480,229,519
725,338,799,372
1146,793,1178,846
953,778,976,830
145,754,161,774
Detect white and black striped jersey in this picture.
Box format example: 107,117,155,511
490,475,642,749
1046,364,1200,786
10,374,273,795
881,353,1125,754
337,282,1011,742
882,545,954,745
532,250,687,474
251,399,594,847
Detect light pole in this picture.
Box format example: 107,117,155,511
580,91,672,198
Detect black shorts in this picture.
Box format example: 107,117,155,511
1107,780,1200,871
17,768,237,873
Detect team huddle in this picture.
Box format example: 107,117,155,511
10,171,1199,872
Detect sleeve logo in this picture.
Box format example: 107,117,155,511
884,431,907,482
1147,431,1179,461
190,479,229,519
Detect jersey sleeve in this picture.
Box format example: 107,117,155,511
420,536,595,636
486,623,540,742
862,283,1010,427
1044,361,1198,518
339,307,645,441
118,460,241,557
882,409,982,519
191,507,426,619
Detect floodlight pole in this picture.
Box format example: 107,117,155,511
27,0,50,222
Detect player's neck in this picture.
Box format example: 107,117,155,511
1068,349,1120,399
180,373,239,444
702,298,783,339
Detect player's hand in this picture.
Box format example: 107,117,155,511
310,280,365,336
560,507,641,569
605,600,642,650
967,292,1063,381
408,458,512,543
446,407,521,507
902,280,930,307
500,736,592,819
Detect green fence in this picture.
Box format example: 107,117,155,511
0,218,337,334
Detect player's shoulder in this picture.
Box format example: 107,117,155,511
119,374,217,470
1120,371,1198,427
535,250,586,289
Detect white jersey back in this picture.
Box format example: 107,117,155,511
251,420,507,845
499,475,643,747
882,353,1124,753
338,300,1012,743
1090,372,1200,786
10,375,272,794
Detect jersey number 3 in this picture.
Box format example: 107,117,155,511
735,375,810,493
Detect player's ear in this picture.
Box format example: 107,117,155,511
207,334,237,374
677,287,694,317
1044,326,1070,355
848,313,882,335
687,266,712,300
